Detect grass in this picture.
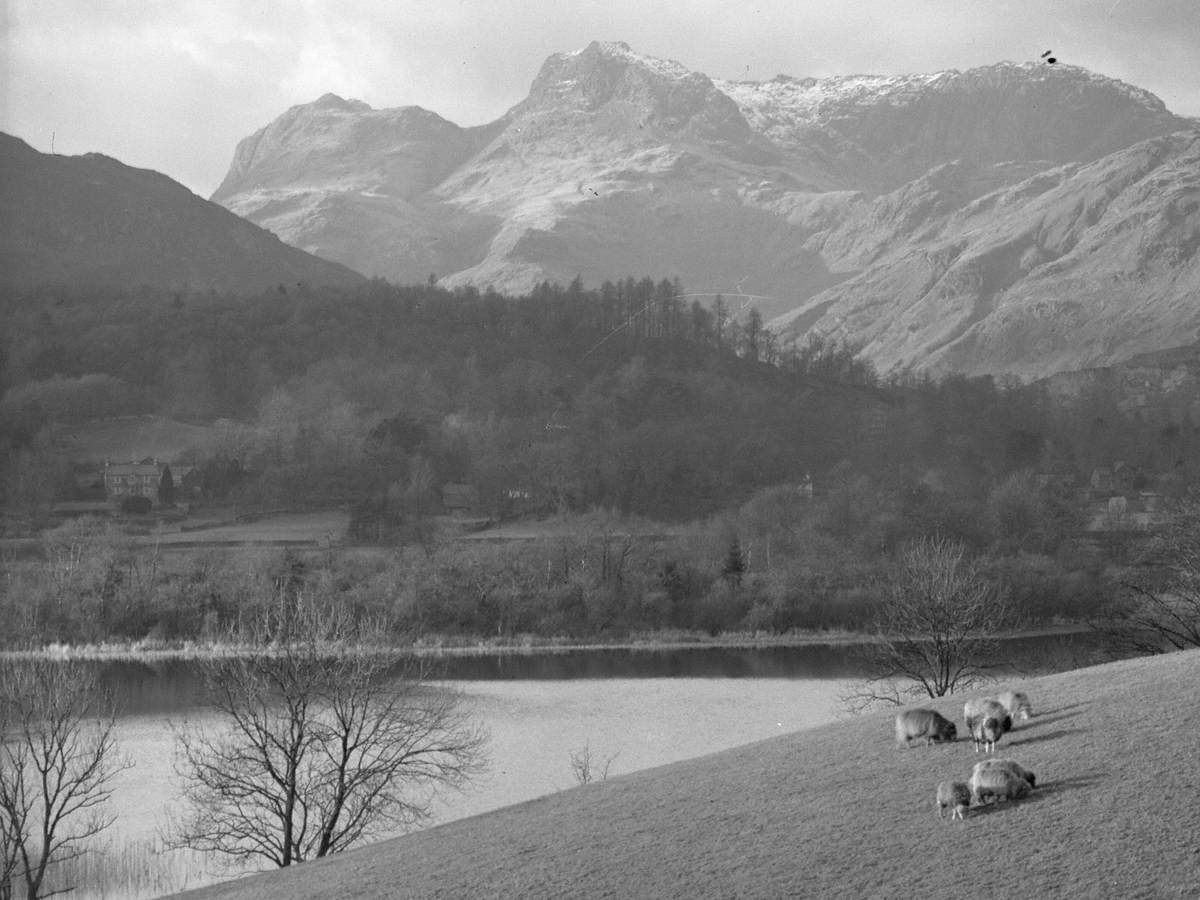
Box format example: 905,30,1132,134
150,510,349,548
36,837,225,900
176,647,1200,900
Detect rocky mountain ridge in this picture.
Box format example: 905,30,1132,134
777,131,1200,379
208,42,1197,376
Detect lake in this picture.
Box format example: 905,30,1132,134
18,634,1103,899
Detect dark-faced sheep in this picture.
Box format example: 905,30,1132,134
996,690,1033,723
968,765,1032,806
936,781,971,820
970,714,1005,753
973,758,1036,789
895,709,957,747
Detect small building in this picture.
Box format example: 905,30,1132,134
497,486,534,519
103,458,163,500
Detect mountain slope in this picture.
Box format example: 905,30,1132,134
211,95,500,284
211,42,1197,374
0,133,364,293
775,130,1200,379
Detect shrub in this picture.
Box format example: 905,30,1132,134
119,495,153,515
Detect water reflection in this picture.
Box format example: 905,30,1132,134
78,630,1104,717
422,643,873,680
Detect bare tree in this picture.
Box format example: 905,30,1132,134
0,661,128,900
169,600,488,869
1095,506,1200,656
844,537,1011,712
0,813,17,900
568,743,619,786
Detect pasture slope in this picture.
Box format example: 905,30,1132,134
179,650,1200,899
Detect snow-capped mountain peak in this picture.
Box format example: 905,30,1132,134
210,41,1198,378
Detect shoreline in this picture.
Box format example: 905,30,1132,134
0,623,1092,661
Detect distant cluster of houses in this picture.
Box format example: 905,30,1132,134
1083,461,1178,531
53,459,520,522
49,446,1184,533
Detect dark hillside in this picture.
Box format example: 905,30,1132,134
0,133,363,293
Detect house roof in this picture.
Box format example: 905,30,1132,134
105,463,161,477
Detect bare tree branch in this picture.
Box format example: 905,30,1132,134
1092,505,1200,657
0,660,128,900
843,536,1013,713
168,598,488,869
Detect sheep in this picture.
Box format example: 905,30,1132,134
969,714,1005,753
972,758,1036,789
996,690,1033,723
894,709,957,747
964,698,1012,739
935,781,971,821
968,764,1032,806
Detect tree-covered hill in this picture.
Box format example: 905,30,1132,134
2,275,1196,525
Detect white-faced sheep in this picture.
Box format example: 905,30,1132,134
969,714,1005,753
963,698,1012,745
895,709,957,747
996,690,1033,723
968,764,1032,806
972,758,1036,790
936,781,971,821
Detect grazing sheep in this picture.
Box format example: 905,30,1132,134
970,714,1005,753
895,709,957,747
997,690,1033,723
936,781,971,820
968,765,1032,806
963,698,1012,739
973,758,1036,789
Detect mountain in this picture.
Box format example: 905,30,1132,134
775,131,1200,379
0,133,364,293
718,61,1184,190
212,42,1197,375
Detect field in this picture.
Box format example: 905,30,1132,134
151,510,349,549
179,648,1200,899
453,518,685,543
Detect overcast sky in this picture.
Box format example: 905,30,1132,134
3,0,1198,198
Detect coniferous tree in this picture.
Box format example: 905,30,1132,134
721,538,746,587
158,464,175,507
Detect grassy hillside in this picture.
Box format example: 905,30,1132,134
180,648,1200,899
56,416,219,463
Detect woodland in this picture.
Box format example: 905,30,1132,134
0,276,1196,647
